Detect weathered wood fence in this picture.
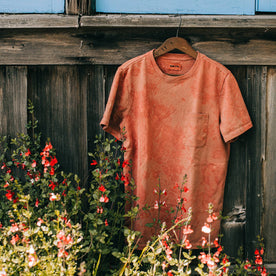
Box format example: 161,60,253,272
0,14,275,270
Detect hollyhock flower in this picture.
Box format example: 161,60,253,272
49,193,60,201
154,201,159,209
58,248,69,258
25,149,31,156
10,223,19,232
77,186,81,190
65,234,73,244
49,167,55,176
49,180,56,190
5,190,14,201
166,247,173,261
184,238,192,249
31,160,36,168
35,198,39,207
37,218,44,226
28,254,37,267
115,173,120,180
122,160,129,168
90,160,97,166
0,269,6,276
117,158,120,165
183,186,189,193
0,223,2,228
162,189,167,196
105,219,108,226
167,271,173,276
98,184,106,192
183,225,194,235
50,156,58,167
66,220,72,228
207,215,213,223
97,207,103,214
4,182,9,188
202,223,211,234
10,234,19,245
57,230,65,241
99,195,109,203
162,261,167,271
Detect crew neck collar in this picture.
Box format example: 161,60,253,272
148,49,201,81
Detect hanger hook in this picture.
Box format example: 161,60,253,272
176,15,182,37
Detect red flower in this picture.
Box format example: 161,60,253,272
122,160,129,168
77,186,81,191
105,219,108,226
25,149,31,156
49,167,55,175
50,157,58,167
115,173,120,180
99,195,109,203
90,160,97,166
10,234,19,245
5,190,14,201
183,186,189,193
62,190,66,197
98,184,106,192
167,271,173,276
49,180,56,190
117,159,120,165
35,198,39,207
31,160,36,168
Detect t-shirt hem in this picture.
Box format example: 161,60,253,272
100,119,121,141
223,121,253,143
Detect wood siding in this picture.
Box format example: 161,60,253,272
0,15,275,267
0,64,275,263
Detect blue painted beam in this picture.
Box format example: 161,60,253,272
0,0,64,13
96,0,255,15
256,0,276,12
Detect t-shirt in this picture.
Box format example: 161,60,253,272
100,49,253,249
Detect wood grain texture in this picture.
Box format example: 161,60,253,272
263,67,276,262
0,14,78,28
28,66,88,185
0,66,27,136
0,29,275,65
81,14,276,28
244,66,266,258
65,0,92,15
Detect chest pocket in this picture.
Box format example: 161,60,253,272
182,113,209,148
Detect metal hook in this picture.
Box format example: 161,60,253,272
176,15,182,37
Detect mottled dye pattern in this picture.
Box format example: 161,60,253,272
100,50,253,248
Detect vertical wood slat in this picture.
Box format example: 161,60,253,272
221,66,249,257
65,0,93,15
245,66,266,257
264,67,276,262
87,65,105,154
0,66,27,136
28,66,88,186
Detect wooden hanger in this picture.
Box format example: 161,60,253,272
153,37,198,59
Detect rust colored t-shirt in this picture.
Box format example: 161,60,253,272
100,50,253,248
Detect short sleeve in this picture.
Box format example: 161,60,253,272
219,72,253,143
100,67,129,140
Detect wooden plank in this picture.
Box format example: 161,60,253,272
27,66,88,185
87,65,105,153
244,66,266,257
0,0,64,13
221,67,250,257
0,66,27,136
263,67,276,262
0,14,275,29
0,15,78,28
0,29,275,65
96,0,255,15
81,14,276,28
65,0,92,15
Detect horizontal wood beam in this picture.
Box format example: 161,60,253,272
0,14,79,29
81,14,276,29
0,29,275,65
0,14,275,29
